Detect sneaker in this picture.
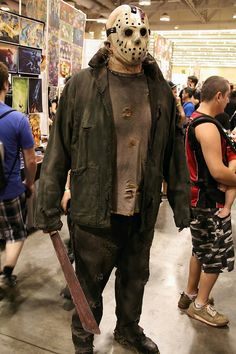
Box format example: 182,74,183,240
0,274,17,288
178,292,214,310
187,302,229,327
178,292,196,309
0,287,5,301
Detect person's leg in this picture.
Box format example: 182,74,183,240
186,255,201,295
4,240,24,268
179,209,215,310
187,210,234,327
0,253,4,300
71,224,119,353
114,214,159,353
1,240,24,285
195,272,218,305
0,193,27,286
115,222,153,329
178,254,201,309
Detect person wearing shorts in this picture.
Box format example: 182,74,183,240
0,62,36,299
178,76,236,327
190,208,234,274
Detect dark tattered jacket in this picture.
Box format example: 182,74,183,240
36,50,190,232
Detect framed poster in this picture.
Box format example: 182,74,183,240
24,0,47,23
72,45,82,73
28,78,43,113
29,113,41,146
18,46,42,75
20,18,44,49
0,10,20,44
12,77,29,114
73,10,86,28
60,1,74,25
60,40,72,61
59,59,71,79
73,28,84,47
49,0,60,29
60,21,73,43
0,43,18,73
48,29,59,86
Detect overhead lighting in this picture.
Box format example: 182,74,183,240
174,26,179,30
160,13,170,22
97,18,107,24
0,2,10,11
233,14,236,19
87,18,107,24
139,0,151,5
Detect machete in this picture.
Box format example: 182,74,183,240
50,231,100,335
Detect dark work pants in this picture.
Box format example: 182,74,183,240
71,213,155,353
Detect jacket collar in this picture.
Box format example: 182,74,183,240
88,48,164,83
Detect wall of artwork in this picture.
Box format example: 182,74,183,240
25,0,86,95
152,33,173,81
0,0,86,145
0,9,44,146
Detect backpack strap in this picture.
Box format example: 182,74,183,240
0,109,18,190
0,109,16,120
189,115,236,154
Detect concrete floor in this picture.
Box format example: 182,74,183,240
0,200,236,354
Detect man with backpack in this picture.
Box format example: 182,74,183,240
0,62,36,300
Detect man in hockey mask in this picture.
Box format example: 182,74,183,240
36,4,190,354
106,4,150,67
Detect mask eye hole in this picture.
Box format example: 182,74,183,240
124,29,133,37
140,28,147,36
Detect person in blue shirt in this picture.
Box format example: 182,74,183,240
182,87,195,127
0,62,36,299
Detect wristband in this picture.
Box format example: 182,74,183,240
65,188,70,191
176,103,181,107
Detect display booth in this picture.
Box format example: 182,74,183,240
24,0,86,138
0,1,86,230
0,0,86,145
0,10,44,142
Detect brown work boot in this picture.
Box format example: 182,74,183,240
114,325,160,354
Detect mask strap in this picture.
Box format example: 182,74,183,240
130,6,137,14
106,27,116,37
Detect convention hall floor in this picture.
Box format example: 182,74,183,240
0,200,236,354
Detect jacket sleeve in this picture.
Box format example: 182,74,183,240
163,98,191,229
35,79,76,231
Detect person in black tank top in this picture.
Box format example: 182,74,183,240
179,76,236,328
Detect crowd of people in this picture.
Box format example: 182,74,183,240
1,4,236,354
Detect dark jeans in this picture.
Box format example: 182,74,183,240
71,213,155,353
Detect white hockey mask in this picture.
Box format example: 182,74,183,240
106,5,150,66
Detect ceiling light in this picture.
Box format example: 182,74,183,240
96,18,107,24
160,13,170,22
233,14,236,19
87,18,107,24
174,26,179,30
139,0,151,5
0,2,10,11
